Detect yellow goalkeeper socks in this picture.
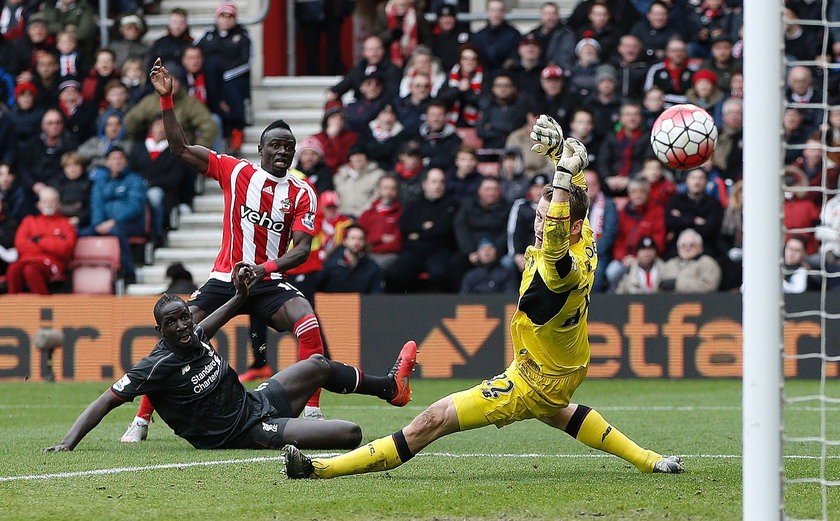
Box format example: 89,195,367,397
566,405,661,473
312,430,414,478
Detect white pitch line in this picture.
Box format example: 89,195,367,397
2,453,839,483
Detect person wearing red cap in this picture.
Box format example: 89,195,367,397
536,64,580,128
8,82,43,150
196,2,251,155
686,68,724,113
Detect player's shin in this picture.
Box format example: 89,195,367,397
322,360,396,400
294,315,324,407
564,404,661,473
312,430,414,478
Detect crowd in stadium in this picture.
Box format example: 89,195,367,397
0,0,838,296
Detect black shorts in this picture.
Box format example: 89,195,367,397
188,278,305,321
228,378,296,449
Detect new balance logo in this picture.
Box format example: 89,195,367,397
601,426,612,443
181,364,191,375
262,185,274,195
239,204,285,233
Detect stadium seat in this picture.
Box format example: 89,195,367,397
476,161,500,177
70,237,121,295
455,127,483,150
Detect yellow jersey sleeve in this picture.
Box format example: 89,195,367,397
538,201,587,293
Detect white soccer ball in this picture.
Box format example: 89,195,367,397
650,104,718,170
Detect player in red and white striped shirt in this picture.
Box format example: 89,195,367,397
120,58,330,442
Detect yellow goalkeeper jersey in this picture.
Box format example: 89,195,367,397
510,172,596,376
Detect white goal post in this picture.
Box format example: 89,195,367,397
742,1,784,521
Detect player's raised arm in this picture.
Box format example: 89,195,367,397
198,262,255,338
150,57,210,174
42,391,124,452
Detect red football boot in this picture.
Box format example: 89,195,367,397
238,365,274,383
388,341,418,406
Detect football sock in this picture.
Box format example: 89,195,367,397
249,316,268,369
137,395,154,422
312,430,413,478
294,315,324,407
565,404,661,473
323,360,396,400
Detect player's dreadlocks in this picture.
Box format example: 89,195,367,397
153,294,187,325
260,120,292,145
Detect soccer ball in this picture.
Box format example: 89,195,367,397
650,104,718,170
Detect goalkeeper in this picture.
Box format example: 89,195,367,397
283,116,685,479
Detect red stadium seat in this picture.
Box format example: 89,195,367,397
455,127,483,150
70,237,121,294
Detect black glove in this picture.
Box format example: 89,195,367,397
659,279,676,291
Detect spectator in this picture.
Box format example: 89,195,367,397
505,106,554,178
80,147,146,284
18,109,78,193
78,110,131,171
794,133,840,200
6,186,76,294
785,65,823,128
567,37,601,98
783,235,810,294
638,156,676,209
430,4,472,73
528,2,570,55
8,82,44,146
56,79,96,142
499,147,529,203
0,0,31,43
445,145,482,201
345,74,387,134
616,236,663,294
128,115,187,247
386,168,458,292
584,65,622,140
394,72,432,136
357,174,403,270
81,48,120,111
712,98,743,182
585,169,617,292
312,103,358,175
121,57,146,106
196,2,252,155
163,262,197,295
56,151,91,228
821,108,840,166
297,0,355,75
643,37,696,106
567,0,639,35
567,109,601,168
295,136,333,194
605,178,666,289
688,0,731,59
392,140,425,202
125,64,217,152
55,31,87,82
327,36,401,103
8,20,55,79
504,173,547,273
419,101,462,170
0,163,35,220
783,165,821,255
147,8,193,71
181,46,221,114
471,0,520,74
439,44,484,128
40,0,96,57
784,6,821,62
535,65,580,128
317,190,354,260
111,14,149,69
686,69,725,114
30,50,61,108
664,167,723,258
398,46,446,98
476,72,525,148
100,81,132,123
358,102,406,171
0,194,18,280
598,102,651,196
658,229,721,293
641,85,666,130
459,238,517,294
451,176,510,288
316,224,384,293
610,34,648,101
333,145,386,218
373,0,430,69
575,0,621,59
699,35,741,92
630,0,677,62
718,179,742,291
504,34,546,99
813,193,840,289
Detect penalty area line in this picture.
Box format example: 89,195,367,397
3,453,837,482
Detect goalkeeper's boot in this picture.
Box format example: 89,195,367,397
120,417,149,443
653,456,685,474
282,445,314,479
388,341,418,406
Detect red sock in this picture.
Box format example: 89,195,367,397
137,395,154,421
294,314,324,407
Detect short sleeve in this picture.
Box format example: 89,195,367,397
291,180,318,236
109,354,172,401
203,150,242,188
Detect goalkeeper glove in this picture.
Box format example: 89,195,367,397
529,114,564,162
557,137,589,175
553,166,573,191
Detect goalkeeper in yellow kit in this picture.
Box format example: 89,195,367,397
282,115,685,479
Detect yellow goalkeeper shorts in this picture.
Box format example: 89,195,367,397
451,361,588,430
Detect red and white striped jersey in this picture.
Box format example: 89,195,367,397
204,152,317,281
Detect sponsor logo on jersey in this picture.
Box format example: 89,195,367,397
181,364,191,375
279,198,292,212
301,212,315,231
113,374,131,392
239,204,285,233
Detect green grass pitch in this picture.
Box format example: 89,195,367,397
1,379,838,520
